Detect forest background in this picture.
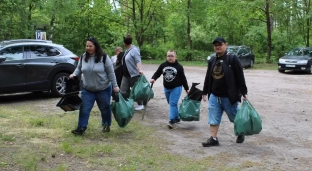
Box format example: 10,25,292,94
1,0,311,63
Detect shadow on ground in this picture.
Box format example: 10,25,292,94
0,92,54,104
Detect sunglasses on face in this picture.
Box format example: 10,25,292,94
167,55,175,57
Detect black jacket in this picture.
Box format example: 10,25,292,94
202,52,247,104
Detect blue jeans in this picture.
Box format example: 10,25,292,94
164,86,182,121
208,94,238,125
78,85,112,128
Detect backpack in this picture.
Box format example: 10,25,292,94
210,52,234,68
224,52,235,68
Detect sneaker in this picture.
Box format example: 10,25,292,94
202,136,220,147
236,134,245,143
135,105,145,111
167,121,174,129
71,127,86,135
102,125,110,132
173,118,181,124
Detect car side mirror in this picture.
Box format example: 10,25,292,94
0,56,6,63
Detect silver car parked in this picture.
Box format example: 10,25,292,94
278,47,312,74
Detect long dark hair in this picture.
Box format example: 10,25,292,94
84,37,104,63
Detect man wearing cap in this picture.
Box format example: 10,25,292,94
201,36,248,147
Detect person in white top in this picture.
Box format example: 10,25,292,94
111,47,122,65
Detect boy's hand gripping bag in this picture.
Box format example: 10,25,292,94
178,96,201,121
129,74,154,102
111,92,134,128
234,100,262,136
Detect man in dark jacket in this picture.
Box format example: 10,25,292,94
202,37,248,147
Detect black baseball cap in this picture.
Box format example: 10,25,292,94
212,37,226,44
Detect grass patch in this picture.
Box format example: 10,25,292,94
0,93,270,170
0,133,15,141
143,59,278,69
252,62,278,70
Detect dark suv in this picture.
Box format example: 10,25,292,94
0,39,79,97
207,45,255,68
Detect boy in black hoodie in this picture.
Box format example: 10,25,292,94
150,50,189,129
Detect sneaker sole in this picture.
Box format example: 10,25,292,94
135,108,145,111
236,135,245,143
202,143,220,147
167,124,174,129
71,131,85,135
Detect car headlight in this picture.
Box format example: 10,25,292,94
279,59,286,63
298,60,308,64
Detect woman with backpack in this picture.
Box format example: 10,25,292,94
69,37,119,135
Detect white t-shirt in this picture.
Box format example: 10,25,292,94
111,55,117,64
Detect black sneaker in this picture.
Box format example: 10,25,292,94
236,134,245,143
202,136,220,147
173,118,181,124
102,125,110,132
71,127,86,135
167,121,174,129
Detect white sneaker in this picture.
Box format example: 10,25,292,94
135,105,145,111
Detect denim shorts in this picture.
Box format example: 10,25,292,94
208,94,238,125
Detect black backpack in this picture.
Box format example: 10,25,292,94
210,52,234,68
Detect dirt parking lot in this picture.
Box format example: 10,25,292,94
140,64,312,171
1,64,311,170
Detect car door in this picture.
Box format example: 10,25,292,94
245,47,254,66
24,45,63,91
237,48,246,67
239,48,249,67
0,46,27,93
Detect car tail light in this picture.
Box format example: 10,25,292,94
71,56,80,61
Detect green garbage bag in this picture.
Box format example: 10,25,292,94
130,74,154,102
178,96,201,121
111,92,134,128
234,100,262,136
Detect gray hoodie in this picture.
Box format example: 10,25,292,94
122,45,142,77
73,54,118,92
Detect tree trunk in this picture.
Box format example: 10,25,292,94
265,0,272,62
186,0,192,61
187,0,191,49
50,14,55,41
304,0,311,47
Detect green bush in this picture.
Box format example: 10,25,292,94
140,42,211,61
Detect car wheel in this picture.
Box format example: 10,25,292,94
51,73,69,97
249,59,254,68
309,64,312,74
278,69,285,73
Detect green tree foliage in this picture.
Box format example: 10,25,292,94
1,0,312,62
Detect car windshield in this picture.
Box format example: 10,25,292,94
227,47,239,54
287,48,312,56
